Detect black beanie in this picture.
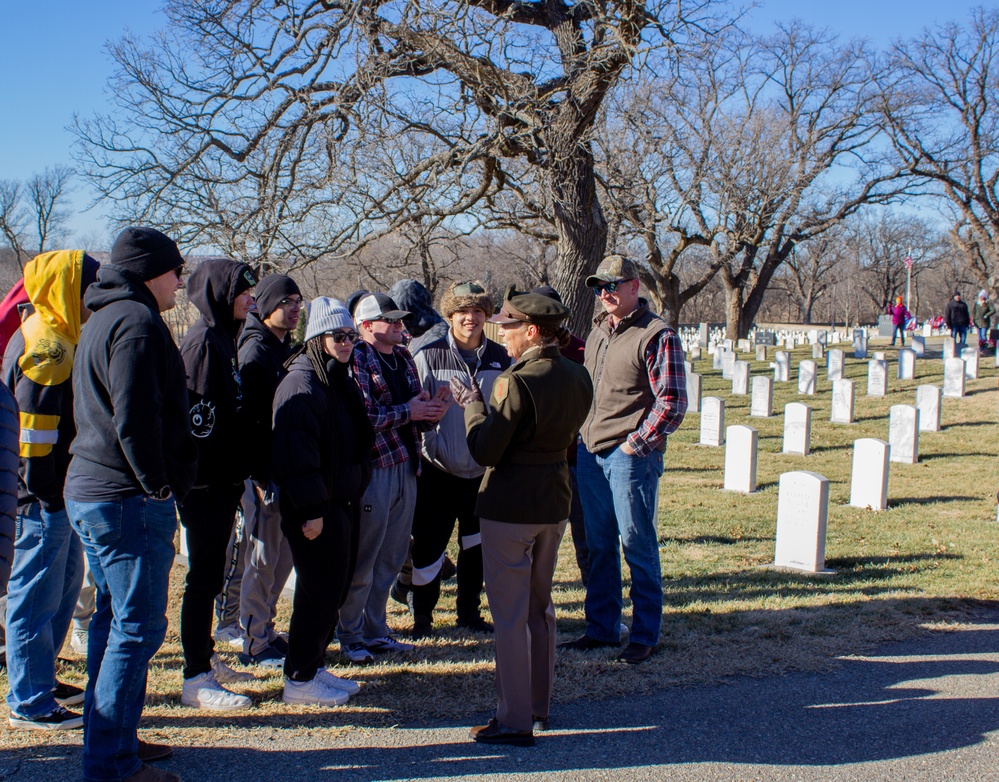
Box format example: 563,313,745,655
81,253,100,292
110,227,184,281
254,273,301,318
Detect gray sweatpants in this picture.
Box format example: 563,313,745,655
239,481,293,655
337,462,417,645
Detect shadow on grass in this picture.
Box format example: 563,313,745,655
888,496,977,507
11,603,999,781
658,534,771,546
917,452,994,461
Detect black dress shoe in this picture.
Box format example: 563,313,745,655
470,718,535,747
532,715,550,732
456,615,494,634
137,739,173,762
557,634,619,651
617,642,654,664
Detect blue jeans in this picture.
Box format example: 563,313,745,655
578,445,665,647
67,495,177,782
5,503,84,718
953,327,967,347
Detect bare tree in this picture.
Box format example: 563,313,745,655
601,24,907,338
0,180,28,270
877,9,999,294
73,0,723,336
0,166,76,271
782,230,844,324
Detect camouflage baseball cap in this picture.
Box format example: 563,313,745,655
585,255,639,287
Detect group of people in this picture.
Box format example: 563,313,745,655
0,229,688,780
889,289,995,350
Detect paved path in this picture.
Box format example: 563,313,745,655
5,606,999,781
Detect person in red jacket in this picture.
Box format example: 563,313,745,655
889,296,911,347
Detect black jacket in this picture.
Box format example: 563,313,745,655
0,380,17,605
945,298,971,330
65,266,197,501
237,312,295,484
272,353,373,523
180,259,256,488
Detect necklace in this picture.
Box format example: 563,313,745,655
377,349,399,371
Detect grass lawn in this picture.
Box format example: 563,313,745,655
2,335,997,749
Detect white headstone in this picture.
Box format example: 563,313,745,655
915,384,941,432
750,376,773,417
699,397,725,447
724,425,758,493
867,359,887,397
873,351,886,361
897,349,916,380
798,360,817,395
961,346,979,379
852,331,868,359
737,339,752,353
690,345,702,361
812,343,825,360
923,322,932,338
774,351,791,382
849,438,890,511
686,372,702,414
732,361,750,395
713,346,724,370
943,358,966,398
782,402,812,456
831,379,855,424
756,345,768,362
773,471,831,573
943,338,956,361
888,405,920,464
722,350,737,380
826,349,844,381
699,322,709,347
911,335,925,357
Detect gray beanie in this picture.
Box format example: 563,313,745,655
304,297,353,341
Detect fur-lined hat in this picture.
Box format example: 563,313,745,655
439,280,494,319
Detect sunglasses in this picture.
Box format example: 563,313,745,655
327,330,358,343
172,265,185,279
377,317,404,325
592,279,631,295
453,282,485,296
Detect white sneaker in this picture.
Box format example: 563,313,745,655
181,671,252,711
365,636,414,654
214,624,245,650
70,627,88,656
283,676,350,707
211,654,255,683
315,667,361,696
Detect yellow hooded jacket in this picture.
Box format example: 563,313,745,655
1,250,85,510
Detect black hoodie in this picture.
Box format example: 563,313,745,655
237,311,295,484
65,266,197,501
180,259,257,488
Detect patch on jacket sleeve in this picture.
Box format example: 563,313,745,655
493,377,509,404
189,401,216,438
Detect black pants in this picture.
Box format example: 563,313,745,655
281,499,358,682
178,483,244,679
409,463,483,622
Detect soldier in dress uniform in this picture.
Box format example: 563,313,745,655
449,286,592,747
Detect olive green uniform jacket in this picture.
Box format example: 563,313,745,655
463,344,593,525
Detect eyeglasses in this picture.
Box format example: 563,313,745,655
377,317,404,325
172,265,185,279
279,297,303,309
327,330,358,343
453,282,485,296
592,279,631,295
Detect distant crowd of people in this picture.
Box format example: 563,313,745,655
0,228,687,781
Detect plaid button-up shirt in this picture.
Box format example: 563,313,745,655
352,340,427,471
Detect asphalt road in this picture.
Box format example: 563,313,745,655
5,606,999,782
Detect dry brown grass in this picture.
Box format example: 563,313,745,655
2,335,997,749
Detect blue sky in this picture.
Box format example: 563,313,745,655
0,0,988,245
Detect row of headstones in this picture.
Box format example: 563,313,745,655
702,396,933,491
687,354,973,414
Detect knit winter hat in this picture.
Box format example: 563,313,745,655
304,297,354,341
254,274,301,319
439,280,494,319
110,227,184,281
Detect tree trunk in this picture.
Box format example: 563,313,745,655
545,141,607,338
